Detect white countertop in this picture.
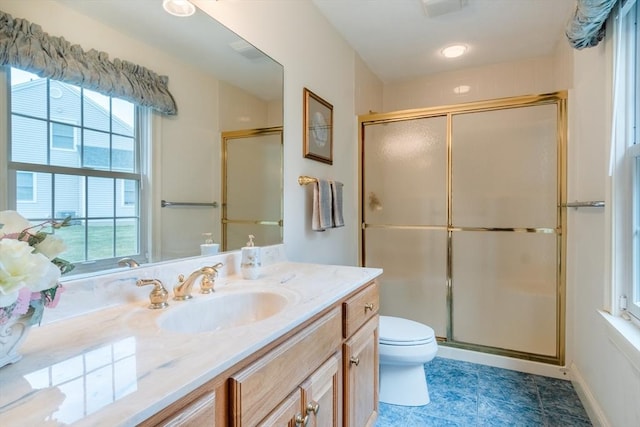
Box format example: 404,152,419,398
0,259,382,426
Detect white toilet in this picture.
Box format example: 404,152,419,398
378,315,438,406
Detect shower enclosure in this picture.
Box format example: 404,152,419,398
360,93,567,364
222,127,283,251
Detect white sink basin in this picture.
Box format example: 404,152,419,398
157,291,288,333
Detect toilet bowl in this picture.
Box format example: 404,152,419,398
378,315,438,406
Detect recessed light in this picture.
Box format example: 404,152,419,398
162,0,196,17
441,44,467,58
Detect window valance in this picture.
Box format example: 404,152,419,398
0,10,177,115
566,0,619,49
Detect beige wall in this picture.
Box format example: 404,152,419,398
195,0,368,265
383,55,560,112
566,36,640,427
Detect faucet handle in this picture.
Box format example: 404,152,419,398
199,263,223,294
136,278,169,309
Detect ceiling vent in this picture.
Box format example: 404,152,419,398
229,39,266,61
421,0,469,17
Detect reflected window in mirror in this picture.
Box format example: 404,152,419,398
3,66,149,274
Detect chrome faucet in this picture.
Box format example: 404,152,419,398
174,263,223,300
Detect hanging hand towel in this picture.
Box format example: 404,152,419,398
312,179,333,231
331,180,344,228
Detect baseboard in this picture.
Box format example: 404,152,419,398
570,362,610,427
437,346,571,379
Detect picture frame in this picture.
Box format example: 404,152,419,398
303,88,333,164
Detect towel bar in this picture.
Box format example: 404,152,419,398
161,200,218,208
298,175,344,186
562,201,605,209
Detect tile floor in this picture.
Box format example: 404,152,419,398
376,357,592,427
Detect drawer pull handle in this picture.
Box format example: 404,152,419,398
364,303,375,312
295,413,309,426
350,356,360,366
307,401,320,415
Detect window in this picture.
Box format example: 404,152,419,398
51,122,75,150
122,180,137,207
6,67,147,273
16,171,35,202
614,0,640,319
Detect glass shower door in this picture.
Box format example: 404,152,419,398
360,93,566,363
362,116,448,337
222,128,283,251
450,104,560,357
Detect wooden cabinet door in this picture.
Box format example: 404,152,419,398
302,353,342,427
343,316,379,427
152,390,216,427
258,389,303,427
230,308,341,426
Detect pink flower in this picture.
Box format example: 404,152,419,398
12,287,32,317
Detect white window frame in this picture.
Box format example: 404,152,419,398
2,66,150,275
612,0,640,320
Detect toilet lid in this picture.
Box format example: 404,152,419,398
379,316,435,346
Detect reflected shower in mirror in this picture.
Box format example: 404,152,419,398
1,0,283,274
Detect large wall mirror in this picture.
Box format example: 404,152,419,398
1,0,283,273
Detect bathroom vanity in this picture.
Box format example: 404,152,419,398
0,247,381,426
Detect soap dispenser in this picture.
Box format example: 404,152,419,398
200,232,219,256
241,234,261,280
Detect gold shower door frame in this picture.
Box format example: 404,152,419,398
359,92,567,365
221,127,284,251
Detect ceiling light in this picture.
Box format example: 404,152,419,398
163,0,196,17
441,44,467,58
453,85,470,94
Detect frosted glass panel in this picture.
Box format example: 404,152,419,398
227,133,281,220
364,116,447,226
452,105,557,228
452,231,557,356
364,228,448,337
226,224,282,251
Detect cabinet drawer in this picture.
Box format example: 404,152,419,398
230,307,342,426
343,282,379,338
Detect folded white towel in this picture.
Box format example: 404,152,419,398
312,179,333,231
331,180,344,228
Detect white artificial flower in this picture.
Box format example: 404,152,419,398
0,210,31,238
34,234,67,260
0,239,61,307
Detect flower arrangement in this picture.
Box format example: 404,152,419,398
0,210,74,325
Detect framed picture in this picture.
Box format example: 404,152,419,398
303,88,333,164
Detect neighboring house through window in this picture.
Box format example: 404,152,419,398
16,171,35,203
51,122,76,150
4,67,147,273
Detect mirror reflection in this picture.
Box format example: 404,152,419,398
1,0,284,274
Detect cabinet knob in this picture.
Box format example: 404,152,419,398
364,302,374,312
350,356,360,366
295,413,309,426
306,401,320,415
